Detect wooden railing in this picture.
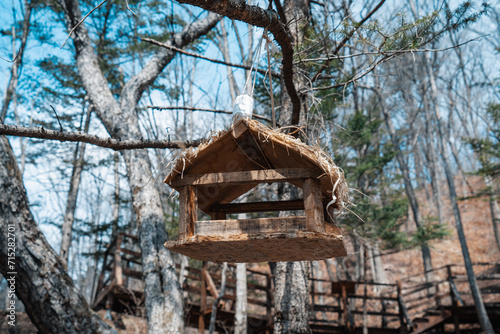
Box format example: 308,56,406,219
309,278,404,332
92,232,143,313
178,262,273,333
309,262,500,333
91,238,500,333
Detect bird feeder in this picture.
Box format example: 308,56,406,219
164,118,349,263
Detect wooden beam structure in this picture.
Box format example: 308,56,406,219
171,168,320,187
179,185,197,239
303,178,325,233
210,199,305,214
168,168,346,262
195,217,307,236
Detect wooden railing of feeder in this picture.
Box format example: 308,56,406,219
165,168,347,263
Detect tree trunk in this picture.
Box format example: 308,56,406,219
234,263,247,334
0,0,32,123
216,19,240,104
58,0,219,332
274,261,310,333
485,176,500,251
422,92,445,225
368,243,388,284
373,84,434,283
0,136,117,334
273,1,311,332
60,107,91,266
424,53,494,334
111,151,120,238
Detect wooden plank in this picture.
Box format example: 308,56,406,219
303,178,325,232
195,217,307,236
210,200,304,214
92,283,114,309
179,185,197,239
234,128,273,169
232,120,248,139
202,269,219,298
325,222,341,235
119,247,141,259
171,168,320,187
119,232,138,240
122,267,143,279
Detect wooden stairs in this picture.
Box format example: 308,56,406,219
91,235,500,333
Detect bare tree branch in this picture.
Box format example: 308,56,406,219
61,0,109,49
147,105,276,124
175,0,301,125
143,37,280,78
310,0,387,82
0,124,201,150
309,54,396,91
120,13,221,114
298,35,486,63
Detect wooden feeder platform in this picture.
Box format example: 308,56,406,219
164,118,349,263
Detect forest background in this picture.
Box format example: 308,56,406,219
0,0,499,333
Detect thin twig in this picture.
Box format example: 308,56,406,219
50,105,64,132
311,0,387,82
61,0,109,49
142,37,280,78
309,54,396,92
147,105,277,125
0,52,19,63
297,35,486,64
265,32,276,128
124,0,136,15
0,124,202,150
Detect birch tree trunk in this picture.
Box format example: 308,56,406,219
111,152,120,238
58,0,220,332
422,92,445,225
485,176,500,251
0,136,117,334
234,263,247,334
368,243,388,284
424,53,494,334
216,19,240,104
0,0,32,122
373,84,434,283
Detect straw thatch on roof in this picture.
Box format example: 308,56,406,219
164,118,349,216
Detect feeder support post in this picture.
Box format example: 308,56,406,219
179,185,197,239
303,178,325,233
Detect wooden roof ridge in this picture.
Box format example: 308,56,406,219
164,118,350,214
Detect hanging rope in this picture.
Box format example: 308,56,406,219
233,28,278,127
264,31,276,128
233,28,267,121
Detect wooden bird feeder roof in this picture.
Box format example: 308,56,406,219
164,118,349,263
